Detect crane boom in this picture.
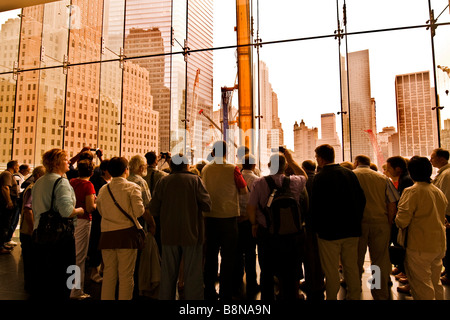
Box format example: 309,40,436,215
364,129,385,169
438,65,450,76
199,109,238,148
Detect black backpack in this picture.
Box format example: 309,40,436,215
262,175,303,236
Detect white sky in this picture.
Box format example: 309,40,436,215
213,0,450,150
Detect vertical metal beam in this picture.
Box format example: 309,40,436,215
235,0,254,150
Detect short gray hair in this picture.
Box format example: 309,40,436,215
129,155,147,174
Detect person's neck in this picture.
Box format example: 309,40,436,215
52,170,65,177
438,162,449,169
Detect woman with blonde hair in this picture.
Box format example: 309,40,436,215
31,148,85,300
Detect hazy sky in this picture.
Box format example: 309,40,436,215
213,0,450,150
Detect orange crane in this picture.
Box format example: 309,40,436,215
364,129,385,169
235,0,254,150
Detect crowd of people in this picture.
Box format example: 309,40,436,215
0,142,449,301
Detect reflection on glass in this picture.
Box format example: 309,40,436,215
121,61,159,159
34,68,66,164
65,64,100,157
0,75,15,166
41,1,69,68
67,0,103,64
0,10,21,74
98,61,121,159
0,10,21,166
123,0,173,154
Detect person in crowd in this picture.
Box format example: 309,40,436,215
299,159,325,300
311,144,366,300
31,148,85,300
382,163,397,188
128,155,155,232
149,153,211,300
385,155,414,294
19,166,45,293
395,156,447,300
340,161,354,170
236,145,261,177
353,155,399,300
233,153,260,299
67,147,95,180
7,164,31,248
195,160,207,175
144,151,169,253
13,164,30,193
247,149,308,300
201,140,248,300
189,166,201,176
88,159,111,284
128,154,157,298
430,148,450,285
0,160,19,254
96,157,149,300
144,151,169,194
69,159,97,300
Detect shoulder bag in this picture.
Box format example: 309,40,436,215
32,177,75,246
106,184,146,250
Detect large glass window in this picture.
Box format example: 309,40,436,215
0,0,448,169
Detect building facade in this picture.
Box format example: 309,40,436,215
341,49,377,162
293,119,318,164
317,113,342,163
395,70,438,158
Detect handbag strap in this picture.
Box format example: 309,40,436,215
106,184,139,228
50,177,63,211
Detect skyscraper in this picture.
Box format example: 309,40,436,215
341,49,377,162
109,0,214,160
317,113,342,163
2,0,160,165
293,119,318,164
258,60,283,168
395,70,438,157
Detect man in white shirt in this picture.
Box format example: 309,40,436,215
201,140,248,300
353,155,399,300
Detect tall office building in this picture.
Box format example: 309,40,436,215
395,70,438,157
441,119,450,151
108,0,213,161
317,113,342,163
293,119,318,164
258,60,283,167
378,126,398,162
0,18,21,164
271,91,284,148
341,49,377,162
1,0,160,165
